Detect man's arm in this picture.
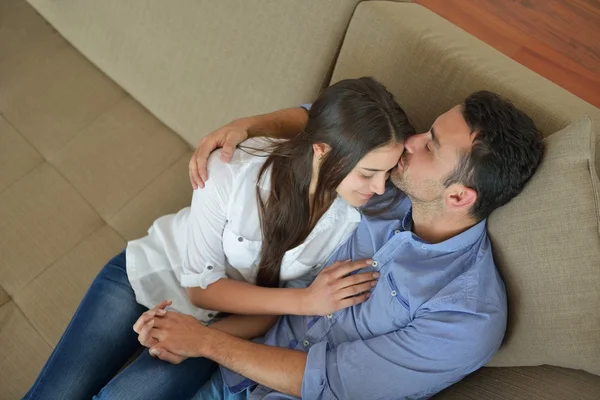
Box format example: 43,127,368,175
245,107,309,140
190,107,308,189
151,297,505,399
202,329,306,397
149,312,306,397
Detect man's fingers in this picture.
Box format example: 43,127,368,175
220,141,236,162
337,281,377,300
196,137,218,182
332,259,373,279
189,154,199,189
149,347,185,364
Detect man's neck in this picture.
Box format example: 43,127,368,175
410,203,477,244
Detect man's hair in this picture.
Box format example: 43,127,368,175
444,91,544,220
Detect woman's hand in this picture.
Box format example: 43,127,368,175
302,259,379,316
189,118,251,189
133,300,172,344
134,300,189,364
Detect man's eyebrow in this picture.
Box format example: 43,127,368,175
430,126,441,148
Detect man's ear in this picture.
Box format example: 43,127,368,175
313,143,331,158
446,185,477,210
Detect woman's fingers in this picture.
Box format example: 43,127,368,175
333,270,379,291
133,310,155,333
133,301,171,333
337,281,377,301
338,291,371,309
331,259,372,279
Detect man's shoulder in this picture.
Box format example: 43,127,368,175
424,236,506,319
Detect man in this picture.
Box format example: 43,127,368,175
140,91,543,399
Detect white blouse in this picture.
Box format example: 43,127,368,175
126,138,361,322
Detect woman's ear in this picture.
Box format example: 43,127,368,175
313,143,331,158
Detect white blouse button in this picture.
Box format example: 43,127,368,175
303,340,310,347
327,314,333,319
372,261,379,267
391,290,397,296
394,229,401,235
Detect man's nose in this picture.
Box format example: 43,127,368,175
404,132,429,153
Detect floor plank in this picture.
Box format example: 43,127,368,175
415,0,600,108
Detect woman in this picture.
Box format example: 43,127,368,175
24,77,414,400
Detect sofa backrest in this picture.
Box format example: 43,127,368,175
26,0,366,146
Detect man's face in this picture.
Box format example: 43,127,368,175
390,106,474,205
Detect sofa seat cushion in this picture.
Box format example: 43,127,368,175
434,365,600,400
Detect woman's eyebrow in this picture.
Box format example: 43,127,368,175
361,167,386,172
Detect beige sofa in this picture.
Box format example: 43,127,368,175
1,0,599,398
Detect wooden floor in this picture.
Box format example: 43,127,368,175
414,0,600,108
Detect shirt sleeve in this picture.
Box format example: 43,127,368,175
179,150,233,289
302,298,506,400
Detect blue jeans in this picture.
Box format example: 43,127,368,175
23,251,217,400
194,370,252,400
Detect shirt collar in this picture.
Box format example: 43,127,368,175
402,204,487,252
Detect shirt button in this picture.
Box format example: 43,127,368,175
208,313,214,318
372,261,379,267
303,340,310,347
238,237,244,242
391,290,397,296
207,265,214,270
394,229,401,235
327,314,333,319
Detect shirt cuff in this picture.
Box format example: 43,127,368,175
301,340,329,399
179,266,226,289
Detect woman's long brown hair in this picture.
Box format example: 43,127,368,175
252,77,414,287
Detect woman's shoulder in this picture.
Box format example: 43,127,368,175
228,137,282,165
205,137,279,188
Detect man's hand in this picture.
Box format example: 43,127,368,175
148,311,209,364
302,259,379,316
189,118,250,189
134,301,188,364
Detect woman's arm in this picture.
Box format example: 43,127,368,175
187,259,378,316
186,280,306,316
208,314,279,339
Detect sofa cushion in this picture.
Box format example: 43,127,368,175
433,365,600,400
26,0,365,146
486,117,600,375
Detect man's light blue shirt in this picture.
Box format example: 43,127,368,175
222,193,507,399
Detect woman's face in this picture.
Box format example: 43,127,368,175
336,142,405,207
